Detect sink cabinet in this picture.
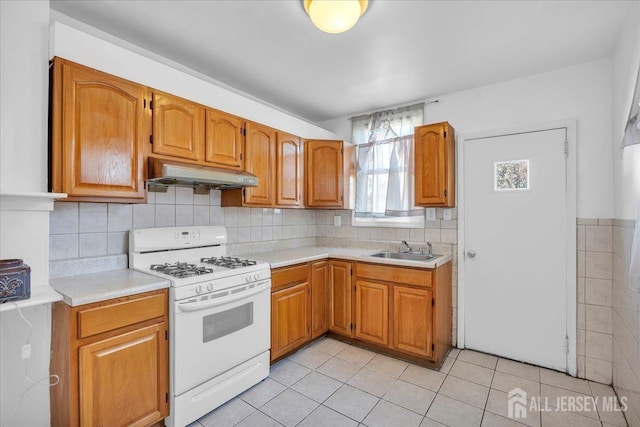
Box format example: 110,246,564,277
329,260,451,367
50,289,169,427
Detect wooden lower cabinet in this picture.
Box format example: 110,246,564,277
310,261,329,339
393,285,433,357
328,260,353,337
50,289,169,427
271,281,310,360
355,280,389,346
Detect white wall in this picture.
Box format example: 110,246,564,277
0,1,49,194
611,3,640,220
50,16,336,141
321,59,614,218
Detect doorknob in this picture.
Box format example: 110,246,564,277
467,250,476,259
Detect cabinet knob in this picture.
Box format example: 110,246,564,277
467,250,476,259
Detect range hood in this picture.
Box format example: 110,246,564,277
147,158,258,191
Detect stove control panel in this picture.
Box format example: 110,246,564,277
244,269,269,283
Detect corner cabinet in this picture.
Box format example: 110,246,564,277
276,132,304,207
50,289,169,427
414,122,456,207
305,140,355,209
328,260,354,337
50,58,147,202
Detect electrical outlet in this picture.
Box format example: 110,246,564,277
443,209,452,220
21,344,31,360
333,215,341,227
426,208,436,221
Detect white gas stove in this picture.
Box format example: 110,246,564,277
129,226,271,427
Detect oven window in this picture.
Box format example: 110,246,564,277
203,302,253,343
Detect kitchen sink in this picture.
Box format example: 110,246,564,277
368,251,439,261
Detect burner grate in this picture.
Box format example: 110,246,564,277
150,262,214,278
200,256,258,269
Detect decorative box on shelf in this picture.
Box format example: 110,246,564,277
0,259,31,303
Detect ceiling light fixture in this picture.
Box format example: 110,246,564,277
304,0,369,34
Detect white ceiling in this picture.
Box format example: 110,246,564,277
50,0,632,124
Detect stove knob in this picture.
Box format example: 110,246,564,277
245,274,252,283
195,285,203,294
254,273,260,281
207,283,214,292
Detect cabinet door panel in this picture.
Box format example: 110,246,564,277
277,132,303,206
306,140,343,207
55,61,146,200
329,260,352,336
244,122,276,206
355,280,389,346
79,323,168,427
393,286,433,357
311,261,329,338
271,282,310,360
152,92,204,161
205,109,244,169
414,122,455,207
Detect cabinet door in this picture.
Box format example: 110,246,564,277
52,60,146,200
205,109,244,169
305,140,343,207
244,121,277,206
152,92,204,161
393,285,433,357
271,282,310,360
329,260,353,336
79,323,168,427
277,132,303,207
310,261,329,339
355,280,389,346
414,122,455,207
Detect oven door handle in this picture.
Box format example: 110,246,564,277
176,281,270,312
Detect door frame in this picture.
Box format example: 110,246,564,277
456,119,577,375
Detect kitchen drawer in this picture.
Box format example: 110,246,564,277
272,263,309,291
77,292,167,339
356,262,432,287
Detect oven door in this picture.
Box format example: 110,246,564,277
172,280,270,395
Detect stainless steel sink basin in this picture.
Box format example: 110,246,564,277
368,251,439,261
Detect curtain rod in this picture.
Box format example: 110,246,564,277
349,102,428,122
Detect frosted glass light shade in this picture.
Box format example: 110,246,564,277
304,0,369,34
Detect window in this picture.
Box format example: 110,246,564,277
351,104,424,227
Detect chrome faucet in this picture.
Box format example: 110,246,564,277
427,242,433,256
400,240,413,253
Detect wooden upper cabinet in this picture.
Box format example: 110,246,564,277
310,261,329,339
50,59,146,202
205,109,244,170
355,280,389,346
243,121,277,206
392,285,433,357
152,91,205,161
305,140,344,207
329,260,353,337
276,132,303,207
414,122,456,207
79,324,168,426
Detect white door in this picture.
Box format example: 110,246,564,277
463,128,568,370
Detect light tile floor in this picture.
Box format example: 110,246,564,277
189,338,628,427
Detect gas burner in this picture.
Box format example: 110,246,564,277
150,262,214,278
201,256,258,269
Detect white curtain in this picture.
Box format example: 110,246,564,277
352,104,423,217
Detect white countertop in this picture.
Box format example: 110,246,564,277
237,246,452,269
50,269,171,306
